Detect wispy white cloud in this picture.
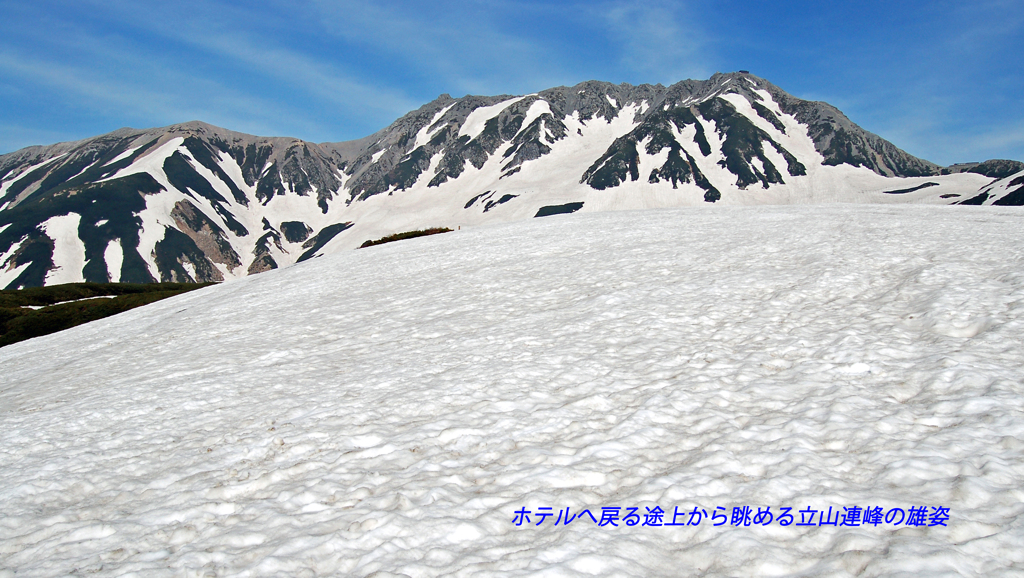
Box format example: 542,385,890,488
0,123,82,153
2,0,1017,164
300,0,578,95
779,0,1024,165
297,0,719,94
0,0,722,154
950,121,1024,163
0,40,325,140
594,0,713,83
165,31,421,121
947,0,1024,54
71,0,422,122
844,86,1024,165
0,0,429,146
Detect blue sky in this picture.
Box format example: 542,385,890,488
1,0,1021,165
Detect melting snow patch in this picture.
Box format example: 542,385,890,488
518,99,553,137
413,103,457,149
20,295,118,310
102,145,143,167
104,239,123,283
0,261,31,289
100,137,184,189
40,213,86,285
459,96,526,141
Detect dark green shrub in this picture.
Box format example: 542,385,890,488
359,228,453,248
0,282,214,347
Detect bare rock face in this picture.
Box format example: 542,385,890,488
964,159,1024,179
170,201,241,271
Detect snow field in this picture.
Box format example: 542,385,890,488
2,205,1024,577
40,213,86,285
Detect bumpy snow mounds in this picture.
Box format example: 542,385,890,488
2,205,1024,577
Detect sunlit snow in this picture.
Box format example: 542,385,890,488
459,96,527,141
1,205,1023,576
413,104,457,150
102,144,143,167
103,239,123,283
40,213,86,285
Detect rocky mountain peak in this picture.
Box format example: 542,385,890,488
1,72,1020,289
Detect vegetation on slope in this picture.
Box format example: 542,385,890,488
0,282,214,347
359,228,453,248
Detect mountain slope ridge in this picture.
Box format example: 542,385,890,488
1,72,1022,288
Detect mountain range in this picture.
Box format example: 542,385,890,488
1,71,1022,289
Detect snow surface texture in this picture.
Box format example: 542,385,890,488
2,205,1024,577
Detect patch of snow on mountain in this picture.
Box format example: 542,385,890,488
40,212,86,285
262,179,347,234
181,260,196,281
602,136,675,207
499,105,644,203
181,154,243,213
683,112,737,194
175,154,254,265
0,235,30,288
1,153,68,195
459,96,527,141
102,144,143,167
0,261,30,289
104,239,123,283
3,205,1021,576
100,137,185,192
137,210,172,280
0,235,23,266
215,150,256,201
750,155,767,178
66,159,100,182
961,169,1024,205
0,172,26,200
331,103,651,250
413,103,456,149
721,91,822,169
518,99,553,136
1,153,71,207
326,103,657,249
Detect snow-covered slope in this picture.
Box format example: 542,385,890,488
1,72,1023,288
2,205,1023,576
